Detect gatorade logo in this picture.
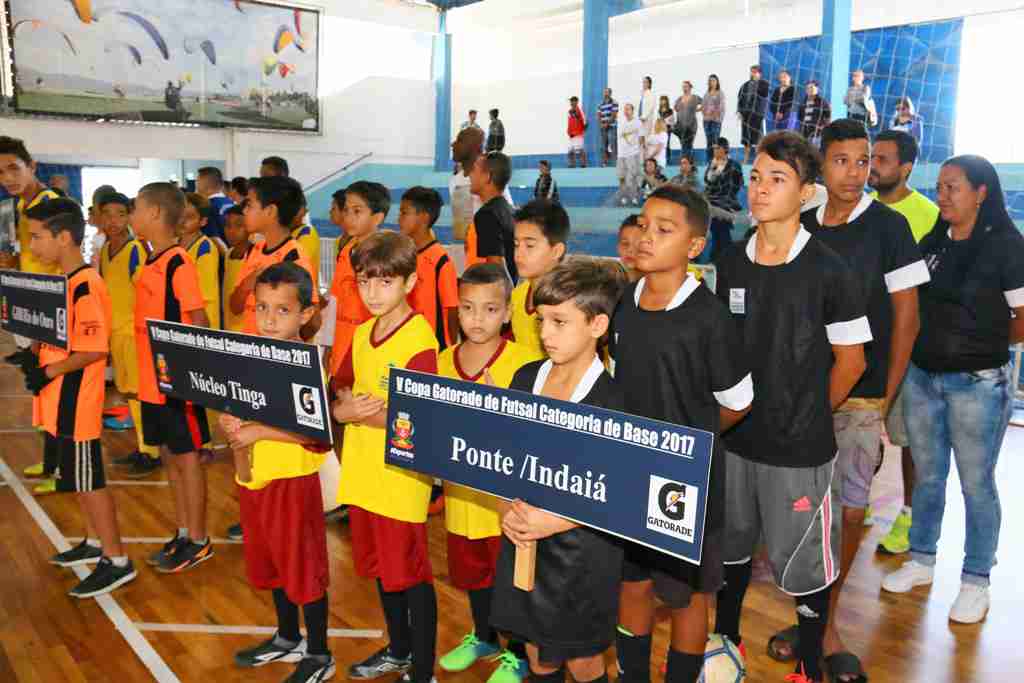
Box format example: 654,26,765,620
646,475,698,543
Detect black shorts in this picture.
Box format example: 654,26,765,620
740,112,764,146
48,433,106,493
621,529,724,608
141,398,210,455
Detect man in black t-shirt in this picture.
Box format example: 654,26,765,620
793,120,929,677
713,132,870,683
468,151,518,283
737,65,770,164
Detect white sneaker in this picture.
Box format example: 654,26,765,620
882,560,934,593
949,583,989,624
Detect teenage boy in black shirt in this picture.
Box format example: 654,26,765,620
469,152,518,282
613,184,752,683
713,131,871,683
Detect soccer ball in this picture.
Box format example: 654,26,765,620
698,634,746,683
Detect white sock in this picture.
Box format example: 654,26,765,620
178,527,188,538
85,538,101,548
190,536,209,546
109,556,129,567
902,505,912,516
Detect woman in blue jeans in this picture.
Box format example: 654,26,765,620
882,155,1024,624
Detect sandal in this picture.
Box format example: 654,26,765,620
767,625,799,662
823,652,868,683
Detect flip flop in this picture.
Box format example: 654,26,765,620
767,625,799,662
823,652,868,683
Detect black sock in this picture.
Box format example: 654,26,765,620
407,582,438,683
714,560,752,647
579,673,608,683
665,648,703,683
303,595,329,657
507,639,527,660
42,434,58,476
377,579,411,660
528,667,565,683
615,628,652,683
272,588,301,644
794,586,830,682
468,587,498,644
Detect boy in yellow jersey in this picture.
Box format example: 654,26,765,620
224,262,334,681
290,194,320,290
181,193,222,329
221,205,250,333
96,193,163,478
437,263,540,683
331,231,439,683
510,199,570,355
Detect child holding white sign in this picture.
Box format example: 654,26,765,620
492,258,626,683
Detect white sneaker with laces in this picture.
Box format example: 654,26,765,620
949,583,989,623
882,560,934,593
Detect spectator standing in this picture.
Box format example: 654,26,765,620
673,81,703,162
799,81,832,146
703,136,743,259
533,160,560,201
48,174,70,196
769,70,797,131
260,156,289,178
736,65,769,163
485,108,505,153
657,95,676,160
646,118,669,170
616,103,643,205
702,74,725,160
669,155,700,191
196,166,234,243
597,88,619,166
567,96,588,168
844,69,873,129
890,97,924,146
638,76,656,141
460,109,481,131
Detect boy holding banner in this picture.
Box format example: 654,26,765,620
437,263,540,683
510,199,571,355
492,259,626,683
612,184,753,683
22,198,137,597
331,231,440,683
224,262,334,683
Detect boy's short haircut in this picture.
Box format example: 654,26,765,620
513,198,571,247
401,186,442,227
820,118,869,155
346,181,391,217
874,129,918,166
249,176,304,227
0,136,32,165
92,184,117,208
715,137,730,150
25,197,86,245
751,64,762,73
490,108,499,117
230,176,249,197
758,130,822,186
533,257,625,323
539,160,550,169
331,188,346,209
138,182,186,230
469,109,477,116
459,262,513,300
351,231,417,280
197,166,224,185
481,152,512,192
98,192,131,210
619,215,640,236
647,184,711,236
261,156,290,177
224,204,245,218
185,192,211,220
256,262,314,309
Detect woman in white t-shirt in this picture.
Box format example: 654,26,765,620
645,117,669,170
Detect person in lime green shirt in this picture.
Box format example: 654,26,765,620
868,128,940,555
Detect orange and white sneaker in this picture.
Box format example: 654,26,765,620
156,538,214,573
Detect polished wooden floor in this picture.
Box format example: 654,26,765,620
1,333,1022,682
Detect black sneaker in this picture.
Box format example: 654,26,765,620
146,533,186,566
226,522,244,541
113,450,145,466
348,646,411,680
4,349,30,366
285,655,336,682
68,557,137,598
234,635,306,667
156,538,214,573
50,539,103,567
124,455,162,479
325,505,348,523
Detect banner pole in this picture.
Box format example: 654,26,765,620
513,542,536,592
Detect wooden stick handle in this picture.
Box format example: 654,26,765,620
513,541,537,592
233,447,253,483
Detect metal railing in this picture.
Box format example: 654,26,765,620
303,152,373,195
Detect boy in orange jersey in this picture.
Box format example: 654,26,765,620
332,231,439,683
130,182,214,574
399,186,459,350
510,199,571,355
437,263,540,683
22,197,136,597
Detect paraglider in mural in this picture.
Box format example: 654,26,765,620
272,26,296,54
117,11,169,60
67,0,92,23
104,41,143,66
278,63,295,78
200,40,217,66
262,55,278,77
12,19,78,56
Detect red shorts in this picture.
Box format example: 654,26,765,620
348,506,432,592
446,532,501,591
239,474,329,605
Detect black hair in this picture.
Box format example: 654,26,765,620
260,156,290,177
24,197,85,245
249,176,304,226
707,74,721,92
224,204,245,218
647,184,711,236
331,187,347,209
758,130,822,185
489,108,499,118
138,182,186,229
715,137,730,150
874,129,919,166
185,192,211,220
469,109,477,115
750,64,762,73
197,166,224,185
0,136,32,165
820,117,869,155
345,181,391,216
618,214,640,234
229,176,249,196
939,155,1015,235
480,152,512,192
351,231,417,279
513,198,571,247
98,192,131,210
569,96,579,102
533,257,625,323
460,262,513,300
401,186,442,227
643,76,652,87
539,160,550,169
256,262,314,309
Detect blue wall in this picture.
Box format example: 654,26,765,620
0,164,83,204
